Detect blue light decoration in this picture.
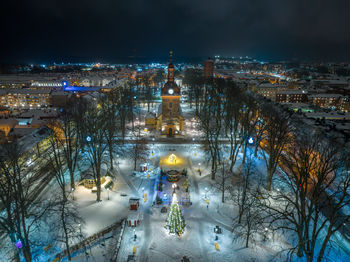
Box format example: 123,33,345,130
86,136,92,142
62,81,68,87
15,239,23,249
248,137,254,145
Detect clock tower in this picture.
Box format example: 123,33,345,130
160,51,182,136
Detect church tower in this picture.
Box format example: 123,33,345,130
160,51,183,136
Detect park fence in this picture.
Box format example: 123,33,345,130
55,219,125,261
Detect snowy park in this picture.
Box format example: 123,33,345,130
1,75,350,262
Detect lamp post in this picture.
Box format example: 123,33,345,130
78,223,82,236
107,188,110,200
72,188,75,200
172,183,177,194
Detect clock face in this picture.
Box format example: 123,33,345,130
168,88,174,95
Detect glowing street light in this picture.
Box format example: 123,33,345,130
86,135,92,143
107,188,110,200
248,137,254,145
72,188,75,200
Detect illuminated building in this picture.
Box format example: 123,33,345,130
0,89,51,108
145,51,184,136
309,94,349,111
276,90,308,103
159,51,184,136
204,58,214,78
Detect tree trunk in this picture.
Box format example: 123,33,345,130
242,142,247,165
69,169,75,190
297,234,304,258
238,209,243,224
266,168,273,191
96,168,101,202
211,157,216,180
61,202,72,261
22,247,32,262
245,226,250,248
109,143,114,170
134,153,137,170
254,144,258,157
317,231,332,262
221,163,225,203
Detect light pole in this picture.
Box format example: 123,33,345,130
172,183,177,195
78,223,82,237
107,188,110,200
72,188,75,200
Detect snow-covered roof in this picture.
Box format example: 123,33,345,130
309,93,344,98
18,109,58,119
0,118,18,126
277,90,307,95
16,126,52,153
3,88,51,94
305,112,350,120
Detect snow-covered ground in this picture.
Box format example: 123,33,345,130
2,102,350,262
116,144,290,262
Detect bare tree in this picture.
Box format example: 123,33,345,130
81,99,108,202
50,102,80,190
260,104,291,190
100,91,121,170
238,93,258,165
259,132,350,262
223,84,243,172
214,158,233,203
0,142,49,262
130,138,149,171
252,97,267,157
198,79,225,180
129,120,149,170
232,154,263,248
48,133,84,261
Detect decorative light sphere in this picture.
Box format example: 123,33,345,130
169,154,177,164
168,88,174,95
248,137,254,145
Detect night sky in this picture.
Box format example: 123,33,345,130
2,0,350,63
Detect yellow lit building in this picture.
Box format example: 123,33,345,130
145,51,184,136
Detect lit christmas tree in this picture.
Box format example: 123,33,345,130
165,193,185,236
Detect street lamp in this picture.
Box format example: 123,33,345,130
78,223,82,236
172,183,177,194
86,135,92,143
107,188,110,200
248,137,254,145
72,188,75,200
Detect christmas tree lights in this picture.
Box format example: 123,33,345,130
165,193,185,236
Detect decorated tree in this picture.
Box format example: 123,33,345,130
165,193,185,236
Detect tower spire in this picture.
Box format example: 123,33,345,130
167,50,175,82
169,50,173,64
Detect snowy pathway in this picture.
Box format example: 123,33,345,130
139,178,156,262
115,162,140,198
187,156,209,261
